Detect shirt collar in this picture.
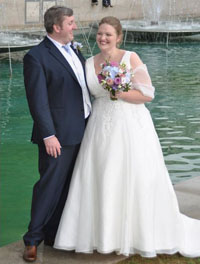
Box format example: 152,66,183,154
47,35,71,49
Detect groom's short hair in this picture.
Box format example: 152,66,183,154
44,6,73,33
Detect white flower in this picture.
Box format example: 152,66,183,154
72,41,83,51
121,77,127,85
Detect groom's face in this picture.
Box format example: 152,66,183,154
56,15,77,45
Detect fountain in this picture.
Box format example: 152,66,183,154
0,32,42,53
0,0,200,56
0,0,45,54
122,20,200,43
122,0,200,43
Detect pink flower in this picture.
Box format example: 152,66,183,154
110,61,119,67
119,73,125,78
106,78,114,86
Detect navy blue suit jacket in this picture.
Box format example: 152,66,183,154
24,37,87,146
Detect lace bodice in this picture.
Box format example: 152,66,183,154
86,51,155,100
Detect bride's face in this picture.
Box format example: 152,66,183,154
96,23,120,51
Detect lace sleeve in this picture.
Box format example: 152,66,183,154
132,64,155,99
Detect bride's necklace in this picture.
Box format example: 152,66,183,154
101,54,111,62
100,49,121,63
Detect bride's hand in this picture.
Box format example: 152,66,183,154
110,91,122,100
116,91,122,97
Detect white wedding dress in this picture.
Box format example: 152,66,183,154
54,51,200,258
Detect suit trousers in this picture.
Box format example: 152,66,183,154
23,143,80,246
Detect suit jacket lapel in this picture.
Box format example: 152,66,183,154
70,45,85,67
44,37,80,84
70,45,90,91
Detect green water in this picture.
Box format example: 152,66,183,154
0,42,200,246
0,61,38,246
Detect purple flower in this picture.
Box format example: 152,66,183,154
112,85,118,91
114,77,121,85
97,74,104,83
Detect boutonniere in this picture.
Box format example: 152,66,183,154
72,41,83,53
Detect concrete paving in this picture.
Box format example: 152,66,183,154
174,176,200,219
0,240,128,264
0,176,200,264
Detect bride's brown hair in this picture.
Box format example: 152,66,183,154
99,16,123,46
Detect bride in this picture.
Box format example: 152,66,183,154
54,16,200,258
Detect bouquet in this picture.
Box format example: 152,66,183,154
97,61,133,100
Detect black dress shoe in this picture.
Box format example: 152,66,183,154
102,0,109,7
92,0,98,5
23,245,37,262
44,239,54,246
102,0,112,7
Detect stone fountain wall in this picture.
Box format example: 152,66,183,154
0,0,200,30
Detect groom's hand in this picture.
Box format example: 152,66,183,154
43,136,62,158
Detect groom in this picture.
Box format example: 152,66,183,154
23,6,91,262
